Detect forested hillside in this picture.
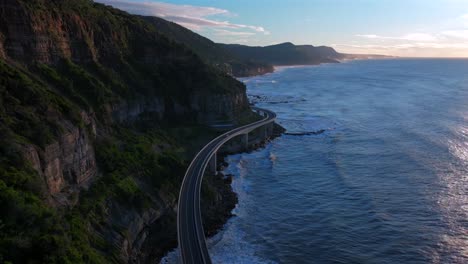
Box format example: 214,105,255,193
221,42,345,65
141,16,274,77
0,0,249,262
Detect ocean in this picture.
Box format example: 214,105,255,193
163,59,468,263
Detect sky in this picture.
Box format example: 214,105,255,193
95,0,468,57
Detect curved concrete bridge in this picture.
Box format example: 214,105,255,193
177,107,277,264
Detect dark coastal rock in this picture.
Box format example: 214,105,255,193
285,129,326,136
201,172,238,238
200,121,286,241
21,122,96,204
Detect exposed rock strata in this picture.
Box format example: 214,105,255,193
22,123,96,198
0,1,260,263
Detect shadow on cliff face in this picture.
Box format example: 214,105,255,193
0,0,255,263
201,171,239,239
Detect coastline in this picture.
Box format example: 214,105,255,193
203,122,286,235
198,58,468,263
273,64,324,73
160,122,285,263
262,57,396,77
160,58,389,263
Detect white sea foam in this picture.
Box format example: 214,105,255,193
160,152,276,264
206,153,277,264
274,65,319,72
164,60,468,263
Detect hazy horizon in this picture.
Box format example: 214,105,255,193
95,0,468,58
2,1,468,264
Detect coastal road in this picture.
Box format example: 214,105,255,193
177,107,277,264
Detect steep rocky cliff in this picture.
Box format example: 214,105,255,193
21,124,96,197
0,0,252,263
0,0,250,120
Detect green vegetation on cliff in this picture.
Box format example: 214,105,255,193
0,0,249,263
220,42,345,66
141,16,274,77
0,60,81,147
0,58,189,263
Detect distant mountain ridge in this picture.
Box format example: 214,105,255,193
139,17,391,76
141,16,274,77
0,1,394,263
219,42,342,66
220,42,393,66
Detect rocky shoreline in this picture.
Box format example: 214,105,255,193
201,123,286,252
159,123,285,263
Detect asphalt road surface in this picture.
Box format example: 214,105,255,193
177,107,276,264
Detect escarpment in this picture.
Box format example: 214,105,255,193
0,0,251,263
0,0,250,121
21,123,96,197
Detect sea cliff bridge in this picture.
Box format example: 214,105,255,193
177,107,277,264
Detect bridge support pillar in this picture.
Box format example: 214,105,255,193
268,123,274,136
208,152,217,175
263,125,268,139
241,133,249,150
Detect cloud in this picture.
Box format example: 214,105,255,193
349,12,468,57
95,0,268,35
400,33,438,42
96,0,228,19
442,30,468,40
332,41,468,57
355,34,380,39
336,43,468,50
459,13,468,27
210,29,257,45
356,33,438,42
213,29,256,37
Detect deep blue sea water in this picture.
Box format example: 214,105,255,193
163,59,468,263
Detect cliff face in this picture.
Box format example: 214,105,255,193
1,0,90,64
190,92,249,123
0,32,5,59
22,122,96,198
0,1,251,263
0,0,250,122
103,185,179,263
111,90,249,124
